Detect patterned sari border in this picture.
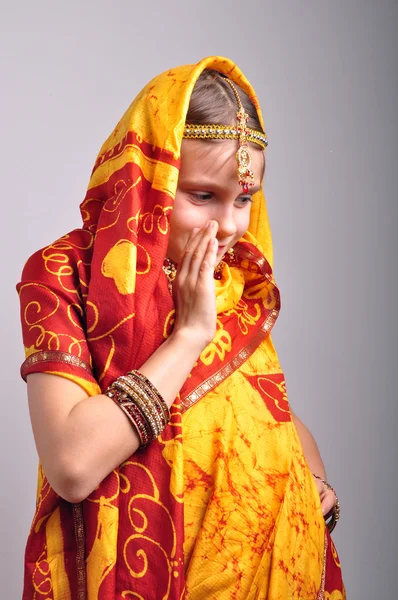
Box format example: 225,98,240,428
72,503,87,600
21,350,92,380
180,308,279,413
316,529,328,600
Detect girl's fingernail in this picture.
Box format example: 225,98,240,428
208,220,215,229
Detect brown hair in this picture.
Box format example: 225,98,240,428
186,69,264,134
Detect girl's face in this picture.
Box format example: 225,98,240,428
168,140,264,263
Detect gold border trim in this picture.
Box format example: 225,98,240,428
21,351,92,381
316,530,328,600
180,309,278,413
72,503,87,600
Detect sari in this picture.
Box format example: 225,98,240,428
17,56,345,599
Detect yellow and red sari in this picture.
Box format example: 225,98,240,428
18,57,345,599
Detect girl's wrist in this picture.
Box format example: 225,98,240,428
169,327,210,355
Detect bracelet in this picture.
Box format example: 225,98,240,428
313,473,341,533
128,370,171,424
109,388,151,446
116,376,164,436
105,371,170,449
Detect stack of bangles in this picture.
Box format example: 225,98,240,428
313,473,341,533
104,370,171,448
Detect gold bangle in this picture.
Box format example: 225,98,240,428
105,386,151,447
105,371,170,448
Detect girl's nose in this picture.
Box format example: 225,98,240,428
216,206,237,239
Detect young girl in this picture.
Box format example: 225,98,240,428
18,57,344,599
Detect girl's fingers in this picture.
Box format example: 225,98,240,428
179,221,218,283
313,477,336,517
187,221,218,282
321,489,336,517
314,478,324,497
198,237,218,279
177,227,200,279
172,222,219,345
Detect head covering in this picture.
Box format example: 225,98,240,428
19,55,279,404
18,57,344,599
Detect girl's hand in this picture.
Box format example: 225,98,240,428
172,220,219,350
314,475,337,518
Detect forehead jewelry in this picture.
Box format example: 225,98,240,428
223,78,255,194
183,80,268,194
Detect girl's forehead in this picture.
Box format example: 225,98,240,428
180,139,265,184
180,139,236,165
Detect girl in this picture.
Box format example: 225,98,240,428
18,57,344,599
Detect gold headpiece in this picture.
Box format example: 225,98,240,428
183,78,267,193
183,125,267,150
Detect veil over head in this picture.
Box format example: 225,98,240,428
20,56,279,403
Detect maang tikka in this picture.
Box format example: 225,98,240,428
224,78,255,194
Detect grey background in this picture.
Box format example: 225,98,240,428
1,1,397,598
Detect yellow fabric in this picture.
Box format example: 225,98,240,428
85,498,119,597
181,272,325,598
87,145,179,198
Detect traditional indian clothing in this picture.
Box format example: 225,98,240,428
18,56,345,599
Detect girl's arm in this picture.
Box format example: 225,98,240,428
291,411,326,478
291,411,337,515
28,223,219,504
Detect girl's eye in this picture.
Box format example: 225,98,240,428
187,192,253,206
235,195,253,207
189,192,212,203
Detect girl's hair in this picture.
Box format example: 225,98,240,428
186,69,264,134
